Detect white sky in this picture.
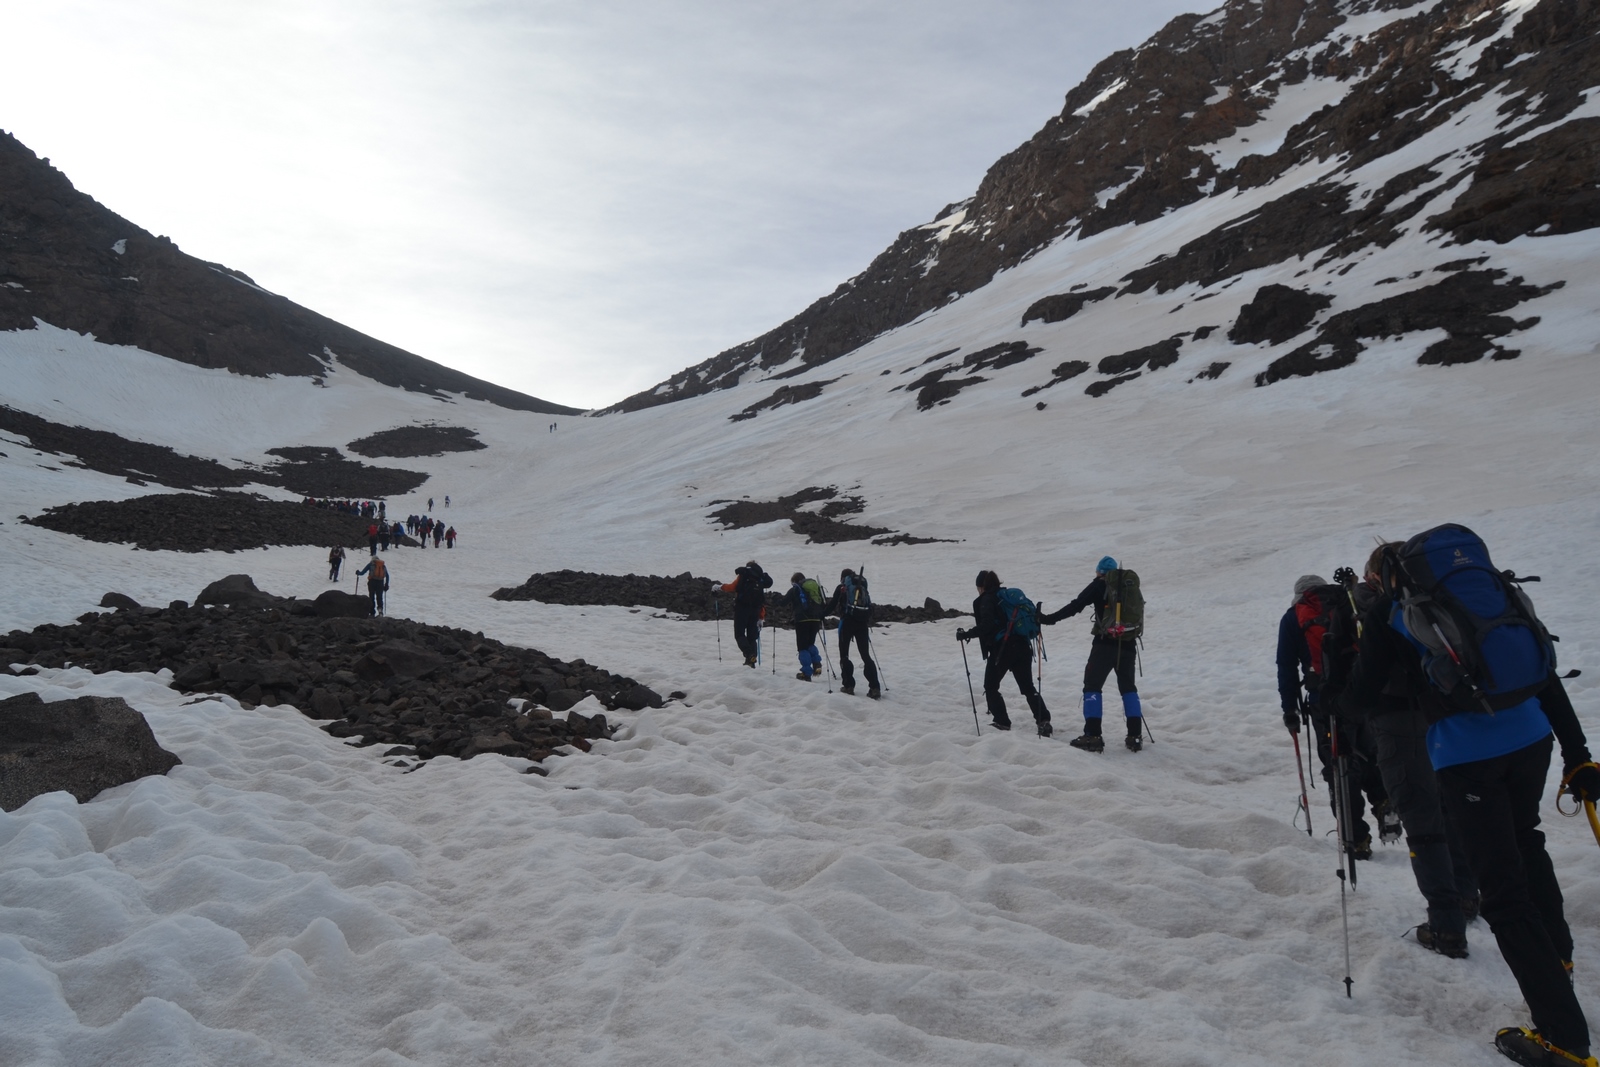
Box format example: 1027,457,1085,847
1,0,1205,410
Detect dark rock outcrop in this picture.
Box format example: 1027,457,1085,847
729,379,840,422
0,405,256,490
25,494,387,553
2,580,651,767
0,693,181,811
346,426,487,458
0,132,578,415
1020,287,1117,327
263,447,426,498
1228,285,1334,345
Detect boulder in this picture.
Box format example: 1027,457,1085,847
197,574,278,609
615,684,663,712
0,693,181,811
99,591,141,611
314,589,372,618
545,688,585,712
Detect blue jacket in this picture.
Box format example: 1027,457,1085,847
1276,606,1311,713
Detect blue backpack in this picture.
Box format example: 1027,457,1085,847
1393,524,1554,715
996,587,1040,643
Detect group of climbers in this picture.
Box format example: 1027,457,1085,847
718,563,883,697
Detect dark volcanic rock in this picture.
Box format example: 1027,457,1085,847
1021,361,1091,398
491,569,965,626
315,590,374,618
99,592,142,612
703,486,952,546
729,379,840,422
347,425,487,458
0,693,181,811
264,447,427,498
25,493,380,553
899,342,1041,411
1228,285,1334,345
1096,336,1184,376
1256,270,1556,385
1,579,651,768
0,131,577,415
1020,287,1117,327
0,405,257,490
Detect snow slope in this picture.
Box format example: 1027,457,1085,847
6,0,1600,1061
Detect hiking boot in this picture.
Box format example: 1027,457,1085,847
866,686,881,700
1125,735,1142,752
1462,891,1481,922
796,672,811,682
840,685,855,695
1494,1026,1597,1066
1375,800,1403,844
990,719,1012,731
1352,835,1373,861
1069,733,1105,753
744,655,758,668
1036,720,1053,738
1415,923,1469,959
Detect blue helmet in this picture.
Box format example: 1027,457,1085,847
1096,555,1119,574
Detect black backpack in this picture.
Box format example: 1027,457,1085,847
841,574,871,614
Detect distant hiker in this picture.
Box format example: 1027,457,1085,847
378,501,386,521
1277,572,1389,859
958,570,1051,735
357,556,389,616
392,521,404,544
445,526,456,549
784,572,827,680
366,522,379,558
1338,546,1477,958
1041,555,1144,752
433,523,444,548
829,569,880,698
378,524,390,551
1347,527,1600,1066
444,495,450,508
428,497,434,511
721,561,773,667
419,517,431,549
327,545,345,582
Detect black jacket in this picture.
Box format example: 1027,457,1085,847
966,590,1008,658
725,567,772,612
1041,578,1105,635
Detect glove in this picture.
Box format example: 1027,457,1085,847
1282,710,1303,734
1562,761,1600,803
956,628,970,642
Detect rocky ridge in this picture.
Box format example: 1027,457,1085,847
608,0,1600,413
1,577,664,769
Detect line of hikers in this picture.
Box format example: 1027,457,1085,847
717,556,1146,750
1279,525,1600,1067
303,497,385,519
402,514,456,550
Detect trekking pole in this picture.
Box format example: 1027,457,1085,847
959,637,981,736
771,618,777,675
1036,628,1046,697
868,628,888,692
1331,723,1359,889
821,628,836,693
715,598,722,661
1291,728,1314,836
1329,719,1356,997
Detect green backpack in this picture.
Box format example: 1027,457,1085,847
798,578,828,620
1094,568,1143,639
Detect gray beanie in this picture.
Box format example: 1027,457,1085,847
1293,574,1327,602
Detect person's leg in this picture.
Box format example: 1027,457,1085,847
1080,640,1117,737
796,623,818,677
1441,737,1589,1055
982,650,1010,727
1113,641,1141,744
1008,646,1049,730
856,630,880,690
1373,712,1466,938
1504,736,1575,965
838,623,856,690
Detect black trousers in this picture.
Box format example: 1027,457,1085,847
367,581,385,616
984,640,1047,727
837,618,879,690
1371,709,1476,933
1439,735,1589,1053
1082,639,1137,694
329,560,341,581
795,621,821,652
733,607,761,660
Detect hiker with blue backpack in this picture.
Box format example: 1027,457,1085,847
829,569,881,698
1041,556,1144,752
1343,526,1600,1067
784,573,828,681
957,570,1052,735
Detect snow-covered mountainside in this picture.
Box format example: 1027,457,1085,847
611,0,1600,413
3,0,1600,1064
0,132,579,415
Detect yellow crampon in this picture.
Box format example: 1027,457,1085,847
1495,1026,1600,1067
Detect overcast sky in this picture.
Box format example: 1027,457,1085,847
2,0,1205,410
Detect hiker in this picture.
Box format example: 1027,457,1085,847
366,522,379,557
356,556,389,616
444,495,450,508
419,517,430,549
1041,555,1143,752
378,501,386,521
445,526,456,549
957,570,1051,735
829,569,880,698
721,561,772,667
378,524,390,551
1346,528,1600,1067
1337,546,1478,958
433,522,444,548
327,544,345,582
1277,573,1390,859
428,497,434,511
392,520,404,545
783,573,827,681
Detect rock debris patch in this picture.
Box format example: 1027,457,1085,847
25,493,402,553
492,569,966,625
346,425,486,458
706,485,956,546
264,446,427,498
1,577,662,769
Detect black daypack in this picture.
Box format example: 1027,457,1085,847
1093,568,1144,639
1391,524,1555,715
